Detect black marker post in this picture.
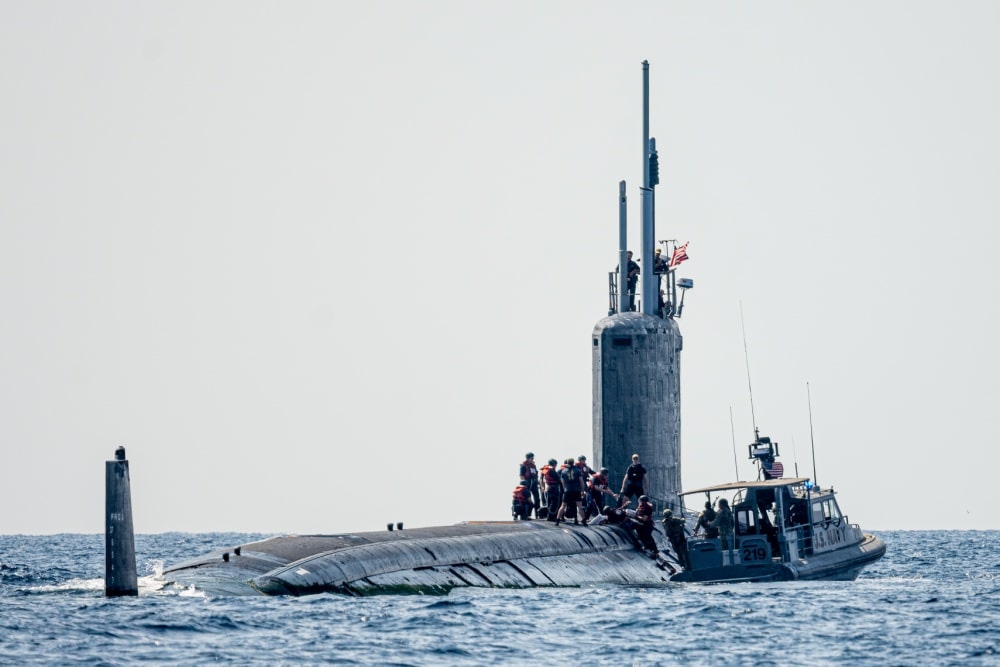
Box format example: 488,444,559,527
105,446,137,596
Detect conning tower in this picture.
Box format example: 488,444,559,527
593,62,693,511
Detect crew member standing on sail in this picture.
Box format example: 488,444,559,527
519,453,540,518
619,454,648,508
616,250,640,311
540,458,561,521
654,248,669,316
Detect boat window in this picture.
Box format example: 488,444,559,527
736,508,757,535
612,337,632,347
826,499,843,521
811,499,843,523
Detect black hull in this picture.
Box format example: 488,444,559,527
160,521,675,596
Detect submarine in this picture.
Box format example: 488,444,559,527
150,62,883,596
157,61,685,596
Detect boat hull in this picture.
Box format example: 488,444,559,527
160,521,675,596
669,533,886,584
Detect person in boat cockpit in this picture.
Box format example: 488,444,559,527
694,501,719,539
713,498,735,549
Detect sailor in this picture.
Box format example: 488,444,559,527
519,453,540,518
630,495,658,556
555,458,586,526
662,509,689,569
694,500,719,538
540,458,561,521
601,504,632,525
713,498,735,549
616,250,640,311
654,248,669,315
587,467,617,521
619,453,648,508
511,481,532,520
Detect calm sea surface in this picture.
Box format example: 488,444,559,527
1,530,997,665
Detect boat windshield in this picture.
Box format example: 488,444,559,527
812,496,843,523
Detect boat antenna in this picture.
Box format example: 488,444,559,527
740,302,758,437
729,406,740,480
807,381,818,484
790,434,800,477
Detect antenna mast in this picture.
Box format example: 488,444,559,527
740,302,758,437
807,381,818,484
729,406,740,480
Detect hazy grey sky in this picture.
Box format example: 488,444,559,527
2,2,998,534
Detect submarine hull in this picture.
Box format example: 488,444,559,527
160,521,675,596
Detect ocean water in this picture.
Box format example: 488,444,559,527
1,531,997,666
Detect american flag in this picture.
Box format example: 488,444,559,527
765,461,784,479
668,242,689,269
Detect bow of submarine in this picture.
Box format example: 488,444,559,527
159,521,672,596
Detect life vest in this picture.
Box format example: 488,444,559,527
512,485,530,502
589,473,609,492
636,500,654,524
520,459,538,481
540,465,560,486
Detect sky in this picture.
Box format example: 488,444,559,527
2,2,998,535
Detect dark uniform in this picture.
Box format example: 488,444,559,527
695,502,719,539
556,458,586,525
713,499,735,549
662,509,689,569
519,453,540,518
617,251,641,311
620,457,648,507
632,496,658,556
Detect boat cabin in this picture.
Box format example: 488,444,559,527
673,477,865,582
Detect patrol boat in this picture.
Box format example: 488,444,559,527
667,432,886,583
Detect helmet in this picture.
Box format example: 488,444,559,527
600,468,609,474
662,509,673,516
519,480,528,486
705,501,712,510
577,455,587,461
525,452,534,458
548,458,558,466
639,495,649,503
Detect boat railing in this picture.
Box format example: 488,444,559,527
781,524,814,558
607,272,622,314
